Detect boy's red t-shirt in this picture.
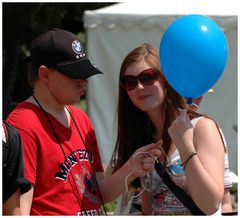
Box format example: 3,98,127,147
7,102,104,215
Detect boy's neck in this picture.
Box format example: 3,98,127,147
26,91,70,128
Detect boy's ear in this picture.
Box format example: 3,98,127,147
38,65,50,82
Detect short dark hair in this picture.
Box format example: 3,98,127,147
27,63,39,88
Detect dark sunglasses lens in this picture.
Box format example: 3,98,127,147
139,69,158,85
123,76,138,90
122,69,158,91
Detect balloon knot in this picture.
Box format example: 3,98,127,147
186,98,193,105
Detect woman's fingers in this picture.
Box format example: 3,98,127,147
130,140,165,177
132,157,156,178
133,141,162,161
142,157,156,171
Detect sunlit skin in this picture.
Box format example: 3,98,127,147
183,95,233,214
125,60,165,114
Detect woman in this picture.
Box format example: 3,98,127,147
111,43,225,215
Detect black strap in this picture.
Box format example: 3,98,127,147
155,161,205,215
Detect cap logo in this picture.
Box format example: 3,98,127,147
72,40,84,55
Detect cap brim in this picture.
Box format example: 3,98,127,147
55,59,103,79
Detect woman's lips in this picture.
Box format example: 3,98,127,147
137,94,151,100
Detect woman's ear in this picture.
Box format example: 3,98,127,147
38,65,50,83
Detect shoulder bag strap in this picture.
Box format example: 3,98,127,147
155,161,205,215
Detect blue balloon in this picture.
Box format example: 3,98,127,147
160,15,228,99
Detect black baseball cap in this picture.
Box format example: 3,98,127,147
28,28,103,79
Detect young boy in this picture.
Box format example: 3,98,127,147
6,29,161,215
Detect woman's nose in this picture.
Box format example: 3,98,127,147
135,81,145,90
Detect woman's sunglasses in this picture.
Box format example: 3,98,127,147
121,68,159,91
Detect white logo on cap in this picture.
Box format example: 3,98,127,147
72,40,84,55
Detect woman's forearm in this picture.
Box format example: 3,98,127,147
185,156,224,215
98,161,133,203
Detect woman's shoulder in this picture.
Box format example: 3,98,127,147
192,116,217,129
193,116,223,146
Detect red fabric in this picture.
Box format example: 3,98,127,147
7,102,104,215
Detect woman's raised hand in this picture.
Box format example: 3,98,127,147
126,140,163,180
168,109,193,150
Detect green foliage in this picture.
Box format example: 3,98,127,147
103,201,117,214
230,183,238,201
75,99,87,112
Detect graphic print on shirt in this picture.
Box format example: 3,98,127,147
54,148,101,205
54,149,93,181
152,187,188,215
75,167,101,205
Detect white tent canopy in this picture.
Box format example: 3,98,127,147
83,2,238,173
